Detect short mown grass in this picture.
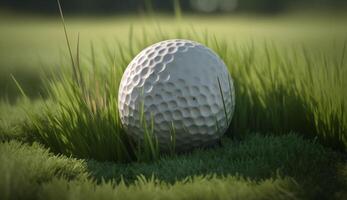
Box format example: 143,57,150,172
86,134,344,199
40,175,300,200
0,140,88,200
1,134,346,200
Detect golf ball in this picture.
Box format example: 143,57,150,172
118,39,235,152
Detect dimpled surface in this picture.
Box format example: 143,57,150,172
118,39,235,152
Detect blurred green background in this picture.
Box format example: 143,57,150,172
0,0,346,100
1,0,347,14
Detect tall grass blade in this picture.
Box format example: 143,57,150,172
10,75,28,99
57,0,78,85
217,77,229,123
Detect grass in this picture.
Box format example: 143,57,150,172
40,175,300,200
0,140,88,200
0,99,48,142
25,28,347,163
1,12,346,99
1,134,346,200
86,134,343,198
1,11,347,200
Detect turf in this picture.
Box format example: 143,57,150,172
1,134,346,200
1,12,347,200
0,140,88,200
40,175,301,200
86,134,344,198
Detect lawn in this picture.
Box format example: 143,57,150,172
0,12,347,200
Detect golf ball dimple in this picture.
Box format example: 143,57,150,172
118,39,235,152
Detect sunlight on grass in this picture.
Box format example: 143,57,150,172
1,10,347,200
22,27,346,164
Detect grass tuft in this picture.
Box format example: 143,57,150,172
24,28,347,164
40,175,301,200
0,140,88,200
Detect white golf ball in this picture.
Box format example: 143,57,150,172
118,39,235,152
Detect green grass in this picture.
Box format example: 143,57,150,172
24,28,347,163
40,175,300,200
1,134,346,200
0,141,88,200
0,99,48,142
1,12,347,200
1,13,346,99
86,134,343,198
